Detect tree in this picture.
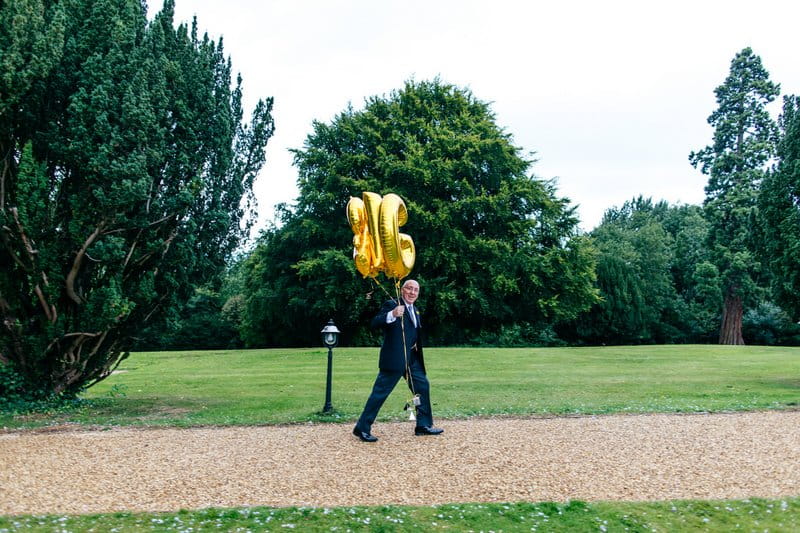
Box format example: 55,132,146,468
759,95,800,319
570,197,683,344
166,287,241,350
689,47,779,345
0,0,274,399
663,204,720,341
242,79,597,347
560,198,727,345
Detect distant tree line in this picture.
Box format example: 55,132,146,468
144,48,800,351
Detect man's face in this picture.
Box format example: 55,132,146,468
402,281,420,305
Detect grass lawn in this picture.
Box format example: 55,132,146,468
1,498,798,532
2,345,798,531
2,344,797,429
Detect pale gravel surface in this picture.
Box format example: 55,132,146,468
1,411,799,516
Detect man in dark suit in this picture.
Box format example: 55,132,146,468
353,279,444,442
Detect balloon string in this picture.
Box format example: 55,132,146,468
370,277,396,302
395,280,417,400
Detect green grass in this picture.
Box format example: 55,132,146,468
2,345,798,429
1,498,798,532
2,345,799,530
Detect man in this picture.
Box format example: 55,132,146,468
353,279,444,442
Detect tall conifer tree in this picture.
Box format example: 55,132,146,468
759,96,800,319
689,48,779,345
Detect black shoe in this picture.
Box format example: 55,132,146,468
353,427,378,442
414,426,444,436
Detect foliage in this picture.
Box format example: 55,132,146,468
743,301,800,345
689,47,779,344
687,260,723,341
139,287,241,351
759,95,800,319
584,198,680,343
473,322,566,347
563,197,720,344
241,79,597,347
0,359,92,413
1,498,798,532
0,0,274,398
0,362,30,409
132,258,248,351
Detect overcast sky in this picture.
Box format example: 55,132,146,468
151,0,800,233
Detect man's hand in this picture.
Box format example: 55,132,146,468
392,305,405,318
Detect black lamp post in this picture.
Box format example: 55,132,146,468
320,318,340,414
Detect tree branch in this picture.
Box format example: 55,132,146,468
123,229,142,269
11,211,56,321
162,226,179,256
0,225,29,270
45,331,101,354
1,148,10,211
86,340,125,389
1,220,57,323
9,207,38,265
148,213,175,227
34,285,55,323
143,306,158,322
0,291,10,364
0,293,26,370
87,329,109,359
65,222,106,304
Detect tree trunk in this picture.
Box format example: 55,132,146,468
718,292,745,345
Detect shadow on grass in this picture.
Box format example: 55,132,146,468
1,397,199,430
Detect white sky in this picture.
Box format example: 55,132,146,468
151,0,800,232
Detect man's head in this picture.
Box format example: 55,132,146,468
401,279,420,305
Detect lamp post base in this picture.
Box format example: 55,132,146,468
323,347,333,414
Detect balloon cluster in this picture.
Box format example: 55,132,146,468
346,192,416,280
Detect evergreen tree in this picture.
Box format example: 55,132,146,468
571,198,683,344
242,79,597,346
759,96,800,319
689,48,779,345
563,198,725,345
0,0,274,398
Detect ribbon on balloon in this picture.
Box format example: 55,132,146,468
346,192,415,280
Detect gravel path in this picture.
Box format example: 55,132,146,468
1,410,799,516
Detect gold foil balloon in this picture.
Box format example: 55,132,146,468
379,193,415,279
346,191,416,279
345,196,373,278
362,191,384,272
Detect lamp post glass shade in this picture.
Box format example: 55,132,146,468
321,319,340,348
321,319,340,413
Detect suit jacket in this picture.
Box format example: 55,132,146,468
370,298,426,374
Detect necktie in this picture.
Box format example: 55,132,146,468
407,305,417,327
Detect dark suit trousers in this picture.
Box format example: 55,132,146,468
355,357,433,432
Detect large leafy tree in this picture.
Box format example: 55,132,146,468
759,95,800,319
242,79,597,347
0,0,274,398
563,198,721,345
570,198,682,344
689,48,779,345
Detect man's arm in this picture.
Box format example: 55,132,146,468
370,299,404,329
